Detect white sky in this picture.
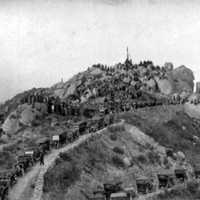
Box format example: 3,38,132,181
0,0,200,102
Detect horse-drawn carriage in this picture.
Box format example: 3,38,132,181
174,168,187,183
36,137,51,153
157,169,175,189
136,177,153,194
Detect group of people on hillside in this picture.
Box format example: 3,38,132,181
19,59,192,120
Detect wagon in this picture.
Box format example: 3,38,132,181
17,154,34,172
157,169,175,189
36,137,51,152
136,177,153,194
174,168,187,183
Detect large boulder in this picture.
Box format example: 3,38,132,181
155,77,173,95
144,78,157,91
2,111,21,135
155,65,194,95
2,103,47,135
172,65,194,93
90,67,102,75
184,102,200,119
63,83,77,98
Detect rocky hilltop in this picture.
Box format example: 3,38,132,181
0,58,195,136
0,59,195,136
51,61,194,100
0,58,200,200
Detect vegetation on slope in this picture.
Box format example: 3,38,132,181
151,181,200,200
43,105,200,200
43,115,190,200
118,105,200,167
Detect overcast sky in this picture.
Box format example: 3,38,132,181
0,0,200,102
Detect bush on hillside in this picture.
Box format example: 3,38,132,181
3,142,21,153
147,151,161,165
0,151,15,169
108,125,125,133
59,152,72,162
43,161,80,192
112,146,124,155
186,181,199,194
31,120,40,127
112,155,125,168
110,133,117,141
137,154,147,164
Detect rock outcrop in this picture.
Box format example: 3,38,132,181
155,65,194,95
172,65,194,93
2,103,47,134
156,77,173,95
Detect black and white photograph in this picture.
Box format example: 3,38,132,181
0,0,200,200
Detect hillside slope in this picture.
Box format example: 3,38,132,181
118,105,200,166
43,105,198,200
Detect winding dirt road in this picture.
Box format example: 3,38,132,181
8,121,124,200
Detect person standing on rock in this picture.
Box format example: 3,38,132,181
39,151,44,165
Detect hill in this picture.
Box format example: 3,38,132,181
0,59,195,136
0,58,198,200
43,105,200,200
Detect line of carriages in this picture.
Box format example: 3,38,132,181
0,114,115,200
90,166,200,200
0,93,191,200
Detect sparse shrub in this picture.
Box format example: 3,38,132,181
55,157,63,165
195,190,200,199
31,120,40,127
157,189,172,199
145,143,154,151
186,181,199,194
137,154,147,164
112,146,124,155
108,125,125,133
170,187,184,196
3,143,20,153
147,151,161,165
110,133,117,141
163,157,169,167
0,138,7,145
44,161,80,192
59,152,72,162
0,151,15,169
112,155,125,168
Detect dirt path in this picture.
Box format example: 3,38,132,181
8,121,124,200
8,164,40,200
8,135,90,200
137,190,162,200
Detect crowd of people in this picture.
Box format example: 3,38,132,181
19,58,191,120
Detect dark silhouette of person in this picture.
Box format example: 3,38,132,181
40,151,44,165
